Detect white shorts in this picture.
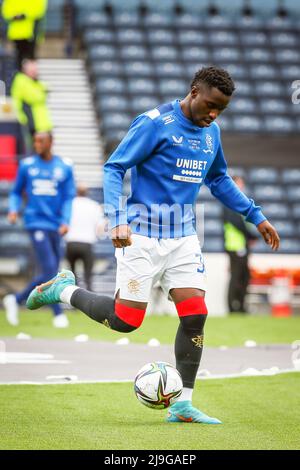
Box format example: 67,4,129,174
115,234,206,303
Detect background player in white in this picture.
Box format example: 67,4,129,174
26,67,280,424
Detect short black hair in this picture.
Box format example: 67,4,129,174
191,66,235,96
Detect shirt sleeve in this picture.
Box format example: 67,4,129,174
204,140,266,227
104,114,159,229
60,165,76,225
9,161,27,213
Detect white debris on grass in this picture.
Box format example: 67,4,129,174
244,340,257,348
147,338,160,347
115,338,130,346
74,334,89,342
16,333,32,340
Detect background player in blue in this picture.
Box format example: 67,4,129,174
4,132,76,328
26,67,280,422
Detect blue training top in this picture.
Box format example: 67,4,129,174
104,100,266,238
9,155,76,231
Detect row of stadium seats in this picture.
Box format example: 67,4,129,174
1,167,300,254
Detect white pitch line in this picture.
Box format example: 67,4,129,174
0,369,298,386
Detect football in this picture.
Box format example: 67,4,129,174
134,361,183,409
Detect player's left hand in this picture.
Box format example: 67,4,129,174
257,220,280,251
58,224,69,236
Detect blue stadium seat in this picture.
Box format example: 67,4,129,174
128,78,156,95
215,115,232,131
84,29,115,45
98,96,129,113
124,61,153,78
249,64,277,79
142,13,174,29
130,96,160,115
120,45,148,60
275,49,300,64
254,81,284,97
264,117,295,133
0,197,8,214
229,98,256,114
280,65,300,80
282,169,300,185
88,45,117,61
213,47,241,62
244,48,273,63
232,116,262,132
177,31,207,46
204,219,224,236
185,64,208,78
260,100,288,114
181,47,210,62
287,186,300,202
208,31,238,46
203,237,224,253
96,78,126,94
90,61,122,78
228,167,246,178
113,12,140,27
199,186,214,202
81,12,111,29
0,181,13,196
239,32,268,46
93,238,115,259
253,185,285,202
292,204,300,218
101,113,131,132
147,29,175,45
237,16,264,29
142,0,175,13
108,0,140,12
265,16,294,30
218,63,248,79
173,13,204,29
105,129,127,144
276,239,300,254
116,29,145,44
262,203,290,220
270,220,296,238
203,201,223,218
205,15,235,29
151,46,177,61
234,81,252,97
155,62,184,78
248,167,280,184
270,32,298,47
158,79,187,97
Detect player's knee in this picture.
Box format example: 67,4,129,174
176,296,208,332
114,302,146,332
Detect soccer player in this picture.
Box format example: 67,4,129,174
4,132,76,328
26,67,280,422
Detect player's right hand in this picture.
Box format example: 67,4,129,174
7,212,18,224
111,225,132,248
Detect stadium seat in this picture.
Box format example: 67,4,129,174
260,100,288,114
81,12,111,29
117,29,145,44
282,0,300,19
96,78,126,94
234,81,252,97
177,31,207,47
158,79,187,97
155,62,184,79
208,31,238,46
255,81,284,97
84,29,115,45
203,237,224,253
142,13,174,29
239,32,268,46
264,117,295,133
113,12,140,27
90,61,122,78
248,0,280,18
229,98,256,114
101,113,132,132
108,0,140,12
151,46,178,61
248,167,280,184
128,78,156,95
0,181,13,196
173,13,204,29
282,169,300,184
269,220,296,238
147,30,175,45
98,96,129,113
218,63,248,79
124,61,153,78
228,167,246,178
292,204,300,218
249,64,277,79
215,115,232,131
236,16,264,30
280,65,300,80
0,197,8,215
203,219,224,236
243,48,273,63
232,116,262,132
212,48,241,62
253,185,285,202
275,49,300,64
181,47,210,62
262,203,290,219
212,0,244,18
88,45,117,61
270,32,298,47
175,0,210,15
120,45,148,60
130,96,160,115
276,239,300,254
287,186,300,202
142,0,175,13
203,201,223,218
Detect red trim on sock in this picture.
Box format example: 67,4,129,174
115,303,146,328
176,297,208,317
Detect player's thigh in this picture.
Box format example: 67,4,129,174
115,234,156,304
161,235,207,299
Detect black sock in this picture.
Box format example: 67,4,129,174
70,288,136,333
175,314,207,389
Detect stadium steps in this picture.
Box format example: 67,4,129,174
38,59,103,187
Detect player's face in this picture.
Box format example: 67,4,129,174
33,134,52,156
190,85,231,128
